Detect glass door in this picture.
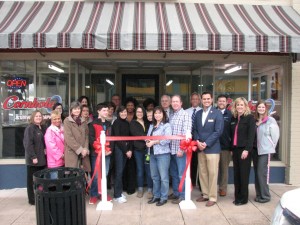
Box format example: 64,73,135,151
122,75,159,105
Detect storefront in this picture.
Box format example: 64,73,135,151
1,1,300,188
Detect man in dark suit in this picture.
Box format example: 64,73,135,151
217,94,232,197
194,92,224,207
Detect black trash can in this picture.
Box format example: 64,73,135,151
33,167,87,225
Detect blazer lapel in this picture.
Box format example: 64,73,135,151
203,108,213,127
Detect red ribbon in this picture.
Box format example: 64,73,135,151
86,135,186,195
178,139,198,193
86,138,111,194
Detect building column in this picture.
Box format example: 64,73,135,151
288,61,300,185
287,0,300,185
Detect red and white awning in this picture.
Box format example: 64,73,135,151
0,1,300,53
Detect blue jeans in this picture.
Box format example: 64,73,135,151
90,154,111,197
170,153,186,199
150,153,170,201
134,150,153,190
114,146,127,198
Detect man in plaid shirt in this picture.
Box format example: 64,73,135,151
168,95,192,204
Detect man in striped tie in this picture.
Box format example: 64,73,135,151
185,92,202,187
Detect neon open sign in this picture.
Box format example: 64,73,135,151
6,78,27,88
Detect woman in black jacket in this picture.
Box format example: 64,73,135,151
112,106,132,203
23,110,47,205
130,105,153,199
230,97,255,206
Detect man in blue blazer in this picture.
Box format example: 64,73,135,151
194,92,224,207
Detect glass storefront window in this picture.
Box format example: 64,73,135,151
215,63,249,100
90,73,115,113
0,60,69,158
37,61,69,117
166,74,190,108
0,61,35,158
251,64,283,160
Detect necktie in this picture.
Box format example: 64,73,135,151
192,108,196,134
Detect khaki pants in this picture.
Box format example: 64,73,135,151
198,152,220,202
218,150,232,192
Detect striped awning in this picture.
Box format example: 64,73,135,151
1,1,300,53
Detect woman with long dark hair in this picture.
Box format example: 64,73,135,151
130,105,153,199
253,100,279,203
146,106,172,206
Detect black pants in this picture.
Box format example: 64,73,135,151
114,147,127,198
191,151,198,186
122,154,136,194
27,165,46,204
232,148,252,203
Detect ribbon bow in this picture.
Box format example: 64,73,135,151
178,139,197,192
86,138,111,194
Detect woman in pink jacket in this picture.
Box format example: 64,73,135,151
45,110,64,169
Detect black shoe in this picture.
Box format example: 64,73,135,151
257,198,270,203
235,201,248,206
156,200,167,206
168,193,179,200
29,201,35,205
148,198,160,204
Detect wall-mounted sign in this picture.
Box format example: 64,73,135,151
3,95,54,110
6,77,27,89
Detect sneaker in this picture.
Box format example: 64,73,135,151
147,192,153,199
89,196,98,205
114,196,127,203
137,191,143,198
122,193,127,199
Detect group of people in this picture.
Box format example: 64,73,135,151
23,93,279,208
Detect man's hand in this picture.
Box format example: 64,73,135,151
177,150,184,157
197,140,206,151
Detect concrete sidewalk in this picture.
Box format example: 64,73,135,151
0,184,299,225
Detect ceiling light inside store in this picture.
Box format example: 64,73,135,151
224,65,242,74
166,80,173,86
106,79,114,86
48,63,64,73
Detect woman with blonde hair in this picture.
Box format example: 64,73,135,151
230,97,255,206
45,110,64,170
23,110,47,205
253,100,279,203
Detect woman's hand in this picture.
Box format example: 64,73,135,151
241,150,248,159
146,140,155,148
126,150,132,159
81,149,88,157
32,158,38,164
